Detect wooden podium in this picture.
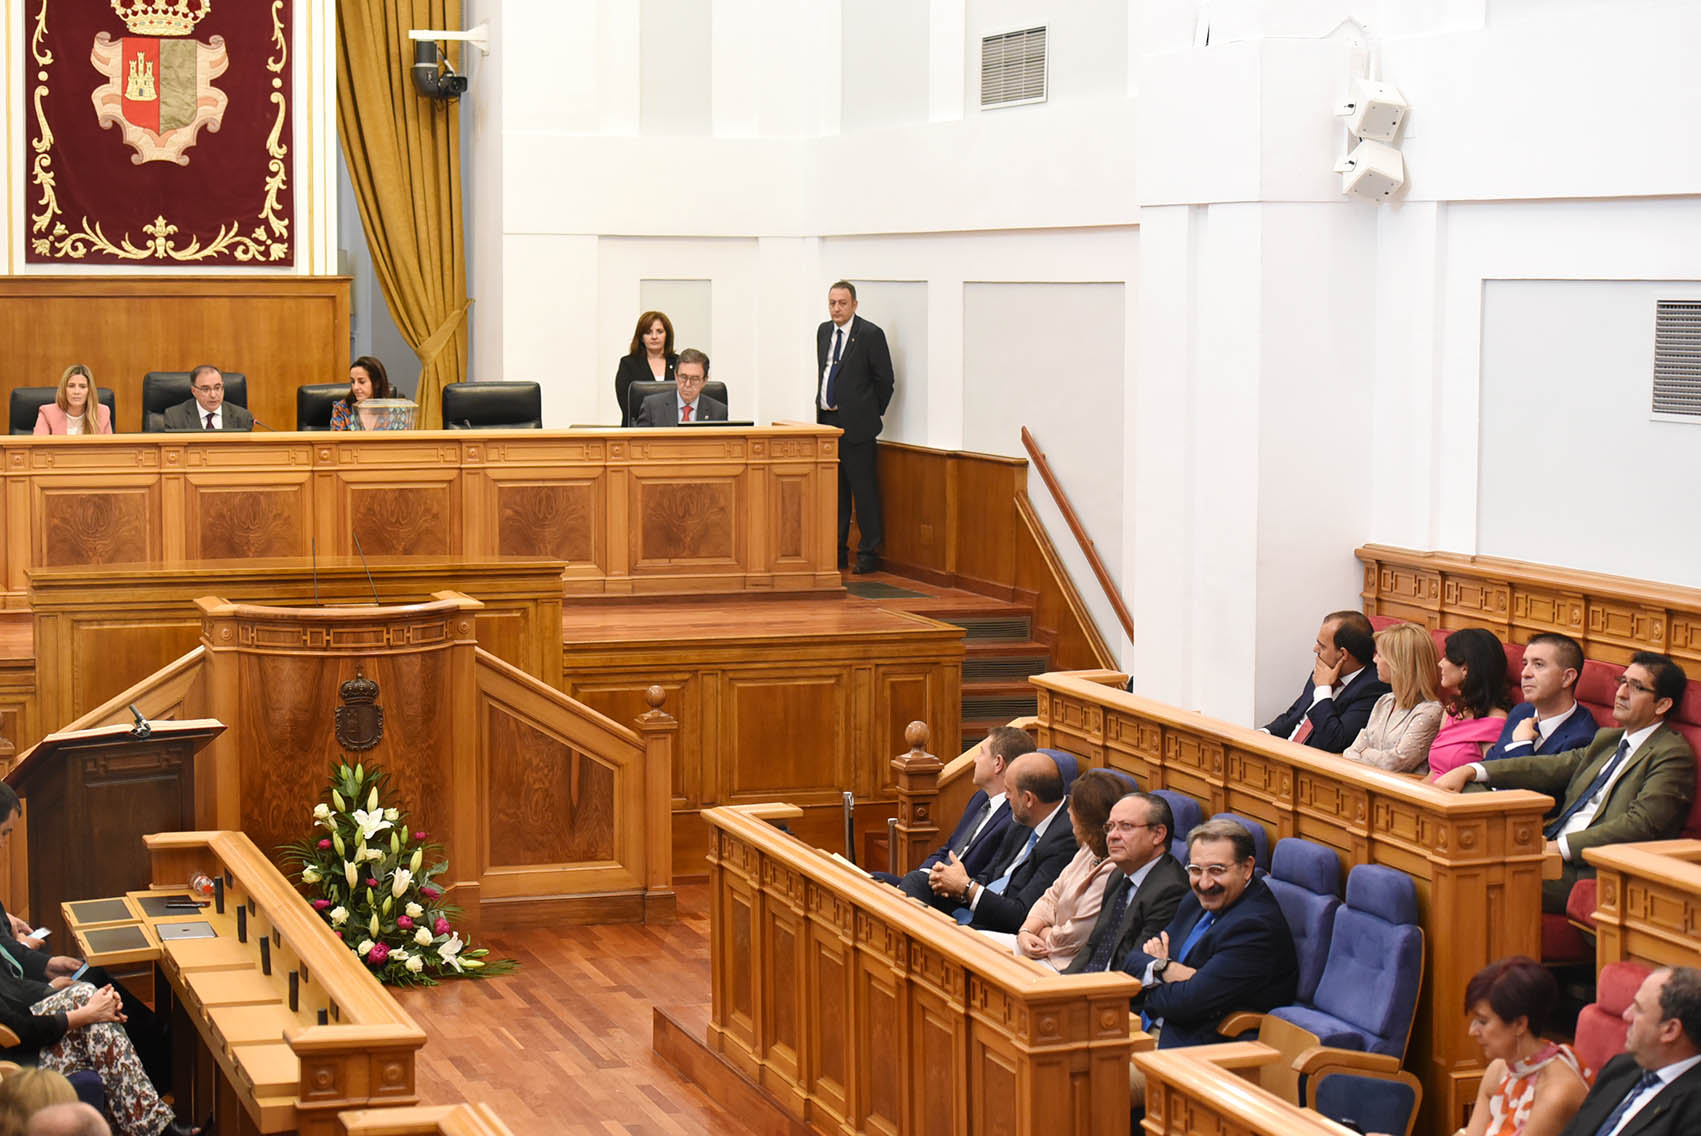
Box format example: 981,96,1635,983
5,718,224,942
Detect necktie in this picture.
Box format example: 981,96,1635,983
951,798,993,857
1544,737,1631,839
681,402,692,423
1592,1069,1662,1136
204,412,215,430
0,939,24,978
987,828,1039,895
1080,877,1135,972
826,328,843,407
1175,910,1216,963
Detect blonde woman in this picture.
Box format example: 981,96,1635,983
32,366,112,435
0,1068,77,1136
1344,623,1445,773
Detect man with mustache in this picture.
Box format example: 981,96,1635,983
1434,651,1693,913
1124,818,1297,1062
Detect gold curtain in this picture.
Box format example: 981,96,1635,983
336,0,469,429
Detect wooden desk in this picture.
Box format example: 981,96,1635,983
64,830,426,1135
1010,671,1555,1136
1583,838,1701,970
0,426,841,608
1136,1044,1358,1136
704,802,1140,1135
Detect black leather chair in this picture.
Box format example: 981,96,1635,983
441,381,543,429
9,386,118,434
625,380,729,426
141,371,249,432
296,383,348,431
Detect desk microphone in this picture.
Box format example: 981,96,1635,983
351,530,381,606
250,418,278,431
128,704,152,739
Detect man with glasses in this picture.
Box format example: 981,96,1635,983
163,364,254,431
1064,793,1189,974
1434,651,1693,913
1123,818,1297,1052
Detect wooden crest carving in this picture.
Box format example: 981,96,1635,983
334,666,383,751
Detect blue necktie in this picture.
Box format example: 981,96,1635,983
1544,737,1631,839
1592,1069,1662,1136
1081,877,1135,972
1174,910,1216,963
825,328,843,407
953,828,1037,924
951,798,993,857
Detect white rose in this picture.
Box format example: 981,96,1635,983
363,847,384,862
356,939,374,956
414,927,433,946
385,808,399,821
313,803,331,821
300,867,320,884
329,906,349,927
405,955,424,973
405,902,424,919
390,949,409,962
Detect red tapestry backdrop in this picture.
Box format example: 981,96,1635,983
25,0,295,265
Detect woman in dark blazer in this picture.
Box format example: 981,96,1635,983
614,310,677,425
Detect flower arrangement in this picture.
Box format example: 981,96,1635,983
282,760,515,986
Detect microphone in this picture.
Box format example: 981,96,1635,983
250,418,278,431
128,704,152,739
351,530,381,606
311,538,320,606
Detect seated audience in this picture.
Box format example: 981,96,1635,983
330,356,397,431
0,1069,78,1136
1344,622,1445,773
636,348,725,425
1126,818,1298,1052
33,366,111,436
615,310,678,425
1063,792,1188,975
1007,769,1123,970
1556,966,1701,1136
878,725,1031,900
1483,633,1598,763
1457,956,1589,1136
1428,628,1513,777
1261,611,1390,753
1434,651,1694,913
162,365,252,431
925,752,1077,933
26,1104,110,1136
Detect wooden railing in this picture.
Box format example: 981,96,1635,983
1021,426,1134,641
1584,838,1701,971
336,1103,516,1135
705,802,1143,1134
1136,1044,1361,1136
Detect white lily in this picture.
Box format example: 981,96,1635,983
390,868,413,898
438,933,465,972
313,803,331,822
414,927,433,946
350,808,392,841
405,955,424,973
300,867,320,884
344,861,358,887
356,938,374,956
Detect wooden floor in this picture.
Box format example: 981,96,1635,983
394,882,741,1135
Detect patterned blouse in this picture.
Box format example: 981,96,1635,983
1477,1043,1588,1136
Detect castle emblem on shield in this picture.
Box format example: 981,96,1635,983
90,0,228,166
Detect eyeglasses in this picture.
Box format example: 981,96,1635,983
1103,821,1157,835
1615,674,1656,696
1185,863,1239,881
194,384,223,394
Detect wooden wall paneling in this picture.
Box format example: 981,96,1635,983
1014,495,1117,670
724,669,850,806
1030,670,1554,1136
184,471,313,561
875,441,958,582
564,674,703,810
0,276,351,434
33,471,163,570
1584,840,1701,972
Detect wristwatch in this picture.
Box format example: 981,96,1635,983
1151,958,1171,981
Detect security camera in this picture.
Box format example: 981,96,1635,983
412,40,467,100
1338,79,1409,144
1340,139,1405,202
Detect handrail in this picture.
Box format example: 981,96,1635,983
1020,426,1134,640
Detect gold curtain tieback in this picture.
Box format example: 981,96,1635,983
415,299,473,366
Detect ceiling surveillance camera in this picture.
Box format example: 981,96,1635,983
412,40,468,100
1340,139,1405,202
1339,79,1409,144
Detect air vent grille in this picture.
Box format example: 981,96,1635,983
1653,299,1701,418
980,26,1047,108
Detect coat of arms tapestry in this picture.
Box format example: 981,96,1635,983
24,0,295,265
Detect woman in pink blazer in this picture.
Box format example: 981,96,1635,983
33,365,113,435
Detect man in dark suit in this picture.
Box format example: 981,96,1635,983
1484,632,1599,762
1560,966,1701,1136
1260,611,1389,753
1435,651,1693,913
1065,792,1188,974
636,348,726,426
814,281,894,573
925,751,1076,933
872,725,1032,897
1124,817,1298,1053
162,364,254,430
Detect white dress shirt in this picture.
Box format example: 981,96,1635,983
819,319,851,409
1497,700,1587,757
1287,666,1364,741
1600,1053,1701,1136
969,796,1065,913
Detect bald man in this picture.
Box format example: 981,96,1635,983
27,1103,110,1136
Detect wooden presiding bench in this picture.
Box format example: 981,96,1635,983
704,802,1145,1135
62,830,426,1135
335,1104,514,1136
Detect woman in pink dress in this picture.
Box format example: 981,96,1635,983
1013,769,1122,971
1455,957,1588,1136
1428,628,1512,777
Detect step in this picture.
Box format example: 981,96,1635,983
934,612,1034,642
962,650,1052,685
961,682,1039,724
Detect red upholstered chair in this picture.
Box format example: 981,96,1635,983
1369,616,1404,632
1574,659,1622,728
1574,961,1654,1080
1503,641,1526,705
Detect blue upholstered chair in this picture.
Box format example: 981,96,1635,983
1151,789,1202,861
1206,811,1271,872
1310,1065,1423,1136
1104,768,1139,793
1034,748,1081,793
1269,864,1424,1058
1263,838,1343,1004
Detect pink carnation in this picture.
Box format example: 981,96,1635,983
367,942,389,966
317,839,332,849
311,899,332,911
396,915,414,930
433,916,451,935
421,885,441,899
413,831,429,841
333,931,343,939
365,878,378,888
